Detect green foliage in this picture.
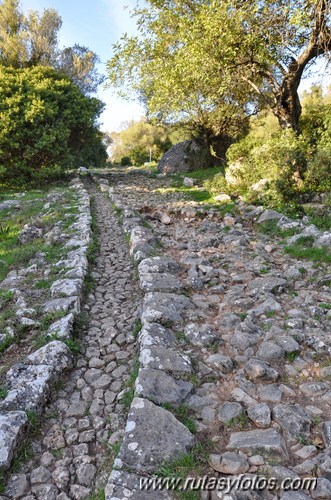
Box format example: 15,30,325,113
162,404,197,434
225,128,307,206
0,386,8,399
156,442,209,480
0,66,106,186
284,237,331,264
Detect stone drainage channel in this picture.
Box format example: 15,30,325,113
1,171,331,500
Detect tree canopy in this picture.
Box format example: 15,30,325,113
107,0,331,152
0,0,103,95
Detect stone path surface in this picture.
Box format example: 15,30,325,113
101,170,331,499
2,184,141,499
3,170,331,500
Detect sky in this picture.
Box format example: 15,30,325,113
21,0,145,132
21,0,331,133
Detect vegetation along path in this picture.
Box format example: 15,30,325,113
3,170,331,500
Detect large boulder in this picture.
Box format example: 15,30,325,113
158,140,213,174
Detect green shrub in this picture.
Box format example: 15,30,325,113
304,146,331,193
120,156,132,166
225,129,308,207
203,173,229,194
0,66,106,186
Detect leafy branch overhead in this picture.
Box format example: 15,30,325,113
107,0,331,158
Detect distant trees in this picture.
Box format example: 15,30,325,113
110,120,173,165
0,0,103,94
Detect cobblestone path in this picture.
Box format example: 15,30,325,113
4,171,331,500
4,183,141,500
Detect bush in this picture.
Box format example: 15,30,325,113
0,66,106,185
121,156,132,166
224,129,308,208
304,145,331,193
203,173,229,194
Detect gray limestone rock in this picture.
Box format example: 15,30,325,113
257,209,283,224
256,341,285,363
244,359,279,381
321,421,331,446
1,364,55,412
158,139,213,174
1,343,73,412
138,257,180,275
227,428,288,458
206,353,233,373
26,341,74,375
76,463,96,487
141,292,194,325
258,384,283,403
184,323,220,347
0,412,29,470
272,404,311,441
105,469,173,499
50,279,82,298
247,403,271,428
311,478,331,499
135,368,194,405
43,296,79,314
275,336,300,353
248,277,287,295
299,382,330,396
140,346,192,374
5,474,29,498
0,200,20,210
218,402,244,423
139,272,183,293
46,313,75,340
138,323,175,348
18,225,42,244
115,397,195,473
252,297,282,316
209,452,249,475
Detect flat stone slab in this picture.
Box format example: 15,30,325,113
0,365,54,412
46,313,75,340
0,200,20,210
139,272,183,293
138,322,175,348
140,347,192,374
0,411,29,470
115,397,195,473
138,257,180,275
50,279,82,298
184,323,220,347
135,368,194,405
26,341,74,375
248,277,287,295
227,428,289,459
43,297,79,314
257,209,283,224
105,470,173,499
272,404,311,441
141,293,194,325
1,343,73,413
